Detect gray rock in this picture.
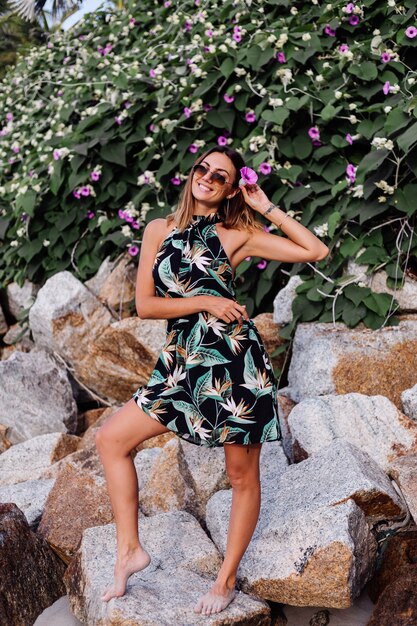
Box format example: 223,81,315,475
64,510,271,625
401,383,417,422
134,446,163,491
6,278,39,318
0,432,80,486
205,440,406,607
287,393,417,471
0,302,7,335
0,349,78,443
273,275,303,324
0,478,55,529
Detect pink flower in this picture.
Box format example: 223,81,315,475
203,104,213,112
6,113,13,121
308,126,320,140
53,149,60,160
245,111,256,123
87,211,95,219
128,245,139,257
339,44,349,53
73,189,81,199
239,166,258,185
224,93,235,103
184,20,192,32
164,0,171,6
12,145,20,153
205,28,214,37
114,116,123,125
189,144,198,153
324,24,337,36
349,15,360,26
129,18,136,25
345,2,355,13
217,136,228,146
149,69,156,78
405,26,417,38
171,176,182,185
80,186,90,196
381,52,391,63
276,52,286,63
233,32,242,43
312,139,321,147
346,133,353,144
257,260,267,270
90,171,100,181
118,209,127,219
259,162,272,175
184,107,191,118
383,81,391,95
346,163,356,183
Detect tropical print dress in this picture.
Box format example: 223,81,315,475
132,211,282,447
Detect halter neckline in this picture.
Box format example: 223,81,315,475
191,211,223,223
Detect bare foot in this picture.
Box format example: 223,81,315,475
101,547,151,602
194,580,237,615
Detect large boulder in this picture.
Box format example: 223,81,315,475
273,274,303,324
206,440,405,608
285,316,417,408
0,349,78,443
64,510,271,626
85,252,137,319
286,392,417,470
6,278,39,318
0,478,55,529
0,503,66,626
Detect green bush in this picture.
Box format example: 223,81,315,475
0,0,416,332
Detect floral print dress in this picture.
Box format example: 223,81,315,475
132,211,282,447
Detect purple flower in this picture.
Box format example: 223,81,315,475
6,112,13,121
53,149,60,160
276,52,286,63
129,18,136,25
324,24,337,36
171,176,182,185
224,93,235,103
259,162,272,175
217,136,228,146
73,189,81,199
405,26,417,38
21,212,28,222
90,171,100,181
189,143,198,153
203,104,213,112
308,126,320,140
184,20,192,32
345,2,355,13
12,145,20,154
349,15,360,26
184,107,191,118
346,133,353,144
383,81,391,95
118,209,127,219
131,221,140,230
245,111,256,123
233,32,242,43
128,245,139,257
381,52,391,63
312,139,321,147
339,44,349,53
164,0,171,6
149,69,156,78
114,116,123,125
346,163,356,183
257,260,267,270
205,28,214,37
239,166,258,185
87,211,95,219
125,215,134,223
80,186,90,196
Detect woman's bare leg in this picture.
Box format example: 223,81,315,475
95,398,171,602
194,443,262,615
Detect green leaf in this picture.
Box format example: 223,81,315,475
292,134,312,159
219,57,235,79
100,142,126,167
16,191,37,216
396,122,417,153
344,284,371,306
348,61,378,81
261,108,290,125
356,148,389,183
328,211,341,238
391,184,417,216
383,108,410,136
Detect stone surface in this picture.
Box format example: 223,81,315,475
37,447,114,560
251,311,286,372
2,321,34,351
0,478,55,529
401,383,417,422
285,316,417,408
134,447,164,492
365,570,417,626
75,316,168,403
0,432,80,486
33,595,83,626
0,301,7,334
205,439,407,608
0,349,78,443
0,422,12,453
273,274,304,324
64,510,271,625
287,393,417,470
0,503,66,626
86,252,137,319
276,391,297,462
388,454,417,523
6,278,39,318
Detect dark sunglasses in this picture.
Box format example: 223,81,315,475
192,163,235,188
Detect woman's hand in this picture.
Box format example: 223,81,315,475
204,296,250,324
239,182,270,214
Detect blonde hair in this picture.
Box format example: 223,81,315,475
166,146,264,234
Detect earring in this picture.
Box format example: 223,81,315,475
226,198,230,213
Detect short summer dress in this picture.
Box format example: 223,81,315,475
132,211,282,447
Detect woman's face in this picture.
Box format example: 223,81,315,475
191,152,239,207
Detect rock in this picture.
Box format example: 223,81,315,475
37,447,114,560
205,439,407,608
2,321,34,352
0,423,12,453
388,454,417,523
28,270,113,365
401,383,417,422
251,312,286,372
86,252,137,319
365,570,417,626
286,317,417,408
139,438,196,517
0,478,55,529
134,447,164,491
276,391,297,462
287,393,417,470
74,316,167,403
136,430,175,451
259,441,290,488
273,275,304,325
64,510,271,625
0,432,80,486
0,349,78,443
0,503,66,626
367,529,417,605
0,301,8,334
6,278,39,318
33,595,83,626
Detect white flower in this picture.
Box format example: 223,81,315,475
349,115,358,124
313,223,329,237
390,83,401,94
290,6,298,14
335,90,343,99
384,105,393,113
43,239,50,246
378,196,387,203
10,240,19,247
315,74,324,82
371,137,394,150
351,184,364,198
275,67,294,87
302,33,311,41
348,103,357,110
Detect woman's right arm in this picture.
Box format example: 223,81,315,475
135,219,249,323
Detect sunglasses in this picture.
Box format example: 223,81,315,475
192,163,235,188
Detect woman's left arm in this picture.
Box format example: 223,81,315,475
239,183,330,263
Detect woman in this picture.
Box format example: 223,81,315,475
96,145,329,615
